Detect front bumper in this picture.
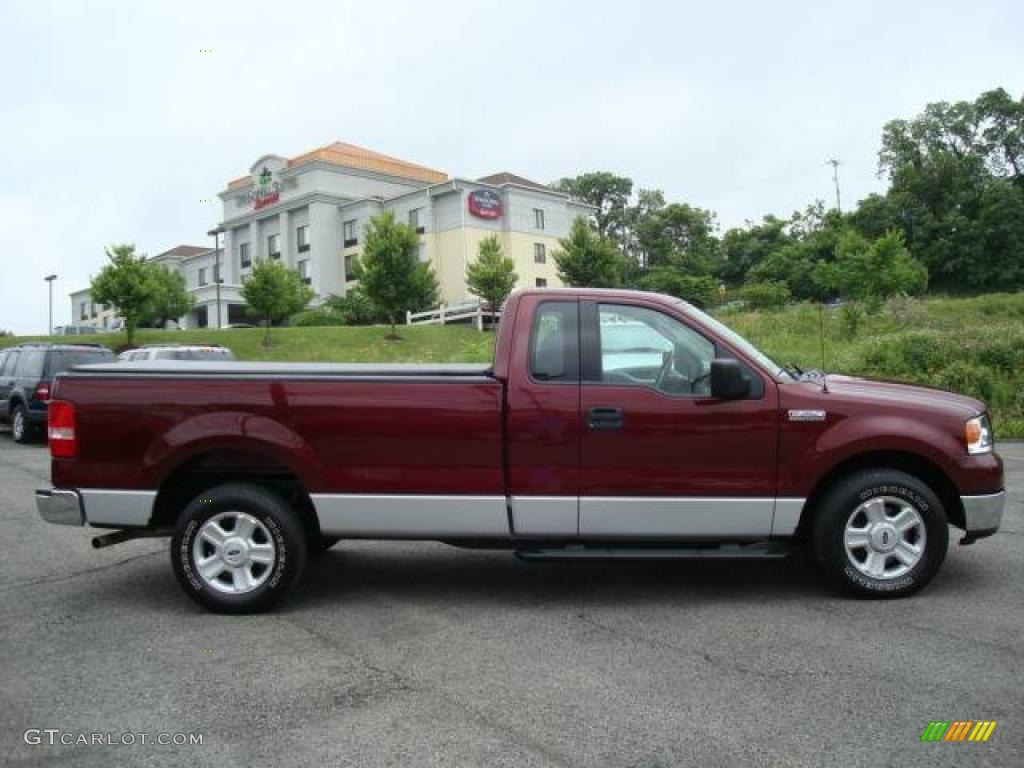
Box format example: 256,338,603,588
960,491,1005,542
35,488,84,526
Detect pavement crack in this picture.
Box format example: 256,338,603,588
0,549,163,593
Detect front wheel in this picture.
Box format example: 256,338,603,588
812,469,948,598
171,483,308,613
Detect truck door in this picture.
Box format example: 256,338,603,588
0,350,20,417
578,300,779,539
505,298,581,537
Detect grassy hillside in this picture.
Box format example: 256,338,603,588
5,292,1022,436
1,324,495,364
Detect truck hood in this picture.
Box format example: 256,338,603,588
810,374,985,419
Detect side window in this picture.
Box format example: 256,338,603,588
15,350,45,378
4,351,20,376
597,304,715,396
0,352,8,376
529,301,579,382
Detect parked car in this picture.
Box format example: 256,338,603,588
117,344,235,362
52,325,99,336
35,288,1004,613
0,343,115,443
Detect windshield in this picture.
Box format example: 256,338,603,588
680,302,793,381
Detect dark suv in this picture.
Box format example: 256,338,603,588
0,344,115,443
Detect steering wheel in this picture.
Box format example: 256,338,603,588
654,349,675,390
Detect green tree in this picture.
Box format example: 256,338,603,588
877,88,1024,291
719,215,792,285
739,281,791,310
466,235,517,327
90,244,155,346
637,268,718,307
146,265,193,328
240,259,314,345
634,202,719,272
552,172,633,242
818,230,928,301
354,211,439,335
552,217,625,288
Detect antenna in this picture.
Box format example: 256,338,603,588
818,303,830,393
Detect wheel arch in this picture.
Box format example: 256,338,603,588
796,450,965,538
150,448,322,543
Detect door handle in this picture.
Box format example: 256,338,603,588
587,406,624,431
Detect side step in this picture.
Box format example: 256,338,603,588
515,542,791,562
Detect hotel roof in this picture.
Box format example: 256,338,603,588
227,142,448,190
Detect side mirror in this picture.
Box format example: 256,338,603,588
710,358,750,400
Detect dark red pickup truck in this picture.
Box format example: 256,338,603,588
36,289,1005,612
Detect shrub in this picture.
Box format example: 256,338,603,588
324,290,386,325
739,281,790,310
638,271,718,308
839,303,865,340
290,309,347,327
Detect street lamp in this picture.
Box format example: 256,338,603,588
44,274,57,336
207,226,225,328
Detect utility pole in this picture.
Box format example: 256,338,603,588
827,158,842,213
44,274,57,336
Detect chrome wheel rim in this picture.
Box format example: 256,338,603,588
12,410,24,440
192,511,276,594
844,496,926,580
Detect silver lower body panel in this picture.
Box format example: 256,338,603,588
961,491,1004,532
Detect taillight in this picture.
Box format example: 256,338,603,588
34,382,51,402
48,400,77,458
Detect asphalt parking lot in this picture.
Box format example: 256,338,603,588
1,436,1021,767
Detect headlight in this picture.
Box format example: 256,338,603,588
965,414,993,455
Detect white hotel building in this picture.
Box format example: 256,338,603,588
71,142,594,329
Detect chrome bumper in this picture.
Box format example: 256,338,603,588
35,489,84,526
961,491,1005,533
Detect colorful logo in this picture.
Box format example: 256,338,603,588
920,721,997,742
467,189,503,219
248,166,281,210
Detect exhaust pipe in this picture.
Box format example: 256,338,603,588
91,529,170,549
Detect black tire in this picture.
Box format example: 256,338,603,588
311,536,342,555
171,483,308,613
11,404,33,444
811,468,948,598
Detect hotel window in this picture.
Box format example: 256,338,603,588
90,301,97,318
343,219,358,247
345,255,357,282
534,208,545,230
239,242,251,268
535,278,548,288
198,268,208,287
534,243,546,263
298,259,311,285
417,243,428,263
297,225,310,252
80,302,88,321
268,234,280,259
409,207,425,234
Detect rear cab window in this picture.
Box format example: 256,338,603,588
529,302,579,382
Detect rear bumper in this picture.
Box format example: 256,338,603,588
960,491,1005,541
35,488,155,527
35,488,84,526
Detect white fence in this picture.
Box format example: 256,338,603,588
406,301,500,330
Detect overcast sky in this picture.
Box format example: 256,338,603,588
1,0,1021,333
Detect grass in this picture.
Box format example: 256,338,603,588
4,291,1022,437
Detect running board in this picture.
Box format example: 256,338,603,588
514,542,791,562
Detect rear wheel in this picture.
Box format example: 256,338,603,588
171,483,308,613
812,469,948,598
11,404,32,444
